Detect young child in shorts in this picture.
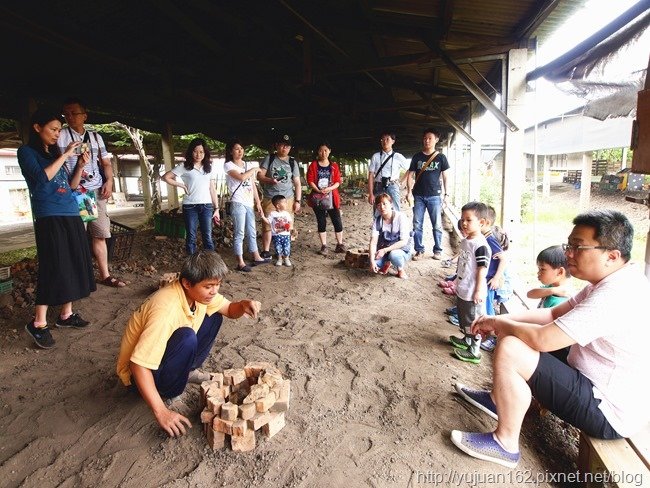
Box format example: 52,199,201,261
262,194,293,267
449,202,491,364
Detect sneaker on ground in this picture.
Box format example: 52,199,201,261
433,251,443,260
454,347,481,364
480,336,497,352
445,306,458,315
318,245,328,256
275,258,283,266
412,251,424,261
283,257,292,267
335,243,346,253
447,315,460,327
449,335,470,350
450,431,520,469
260,251,272,259
25,321,55,349
188,369,211,384
454,382,498,420
55,312,90,328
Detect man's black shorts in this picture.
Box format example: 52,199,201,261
527,352,621,439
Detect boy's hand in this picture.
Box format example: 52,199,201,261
154,407,192,437
473,287,485,304
240,299,261,318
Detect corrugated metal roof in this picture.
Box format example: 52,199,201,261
0,0,583,155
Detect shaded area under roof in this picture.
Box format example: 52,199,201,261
0,0,581,156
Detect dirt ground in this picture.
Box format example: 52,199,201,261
0,188,645,488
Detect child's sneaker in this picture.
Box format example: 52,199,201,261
283,257,292,267
275,258,283,266
449,335,471,350
55,312,89,328
25,320,55,349
480,336,497,352
447,315,460,327
444,305,458,315
454,347,482,364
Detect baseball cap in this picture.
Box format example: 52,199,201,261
276,134,292,146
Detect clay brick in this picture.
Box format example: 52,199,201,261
270,380,291,412
207,396,224,415
221,402,238,421
247,411,270,431
259,370,283,389
200,408,216,424
207,427,226,450
228,390,240,405
255,394,276,413
239,402,256,420
231,429,256,452
231,369,247,386
244,361,275,378
209,372,224,386
213,417,234,435
223,368,238,386
220,385,231,398
243,383,269,404
262,411,285,438
232,418,248,437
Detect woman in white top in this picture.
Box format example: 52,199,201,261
369,193,413,279
224,140,267,272
163,138,219,255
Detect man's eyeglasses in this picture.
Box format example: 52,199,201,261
562,243,608,253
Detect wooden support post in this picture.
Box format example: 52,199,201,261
468,102,481,201
112,154,122,194
161,122,178,208
18,98,38,144
501,48,527,241
580,151,592,210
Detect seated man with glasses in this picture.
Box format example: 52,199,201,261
449,209,649,468
116,251,261,438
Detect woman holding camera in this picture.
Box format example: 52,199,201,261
162,138,219,255
223,139,267,272
306,142,345,256
17,109,96,349
369,193,413,279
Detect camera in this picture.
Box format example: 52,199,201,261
73,143,89,155
381,176,391,189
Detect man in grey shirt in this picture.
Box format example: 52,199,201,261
257,134,302,258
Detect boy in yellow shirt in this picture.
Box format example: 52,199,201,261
116,251,260,437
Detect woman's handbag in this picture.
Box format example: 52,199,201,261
75,189,98,222
308,191,333,210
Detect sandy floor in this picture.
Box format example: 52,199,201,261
0,199,594,488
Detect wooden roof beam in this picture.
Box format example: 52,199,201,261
417,92,475,143
427,43,519,131
513,0,562,41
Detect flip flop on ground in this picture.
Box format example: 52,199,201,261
99,276,126,287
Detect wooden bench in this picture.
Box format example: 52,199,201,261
578,427,649,487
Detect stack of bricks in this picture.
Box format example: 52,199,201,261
199,361,290,452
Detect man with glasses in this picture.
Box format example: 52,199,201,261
367,130,409,212
59,97,125,288
449,210,649,468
